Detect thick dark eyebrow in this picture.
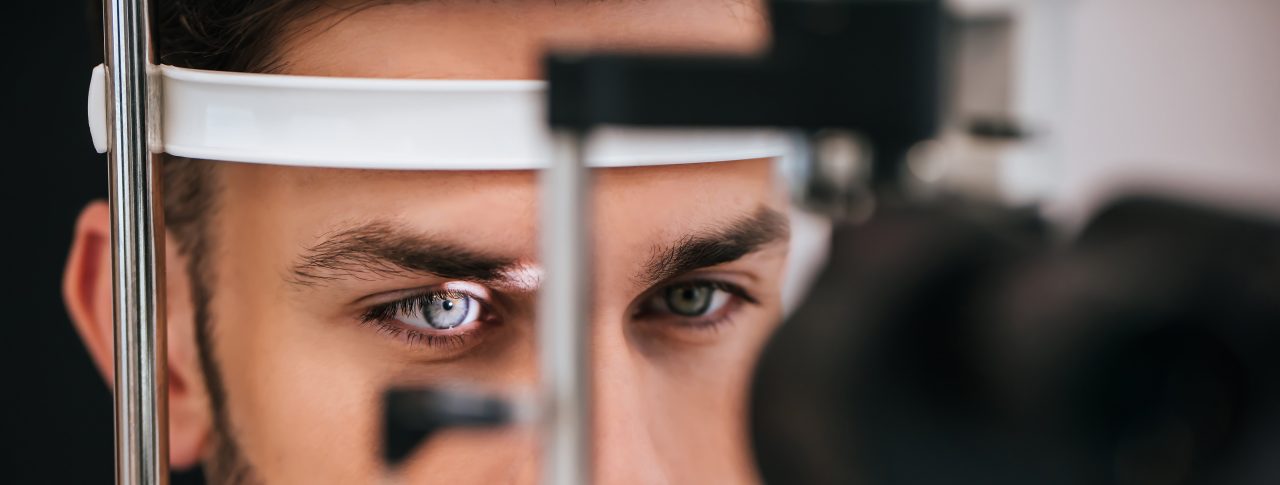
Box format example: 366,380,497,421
288,222,519,287
637,206,790,287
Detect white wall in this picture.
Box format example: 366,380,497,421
1048,0,1280,223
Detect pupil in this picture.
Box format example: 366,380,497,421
666,284,712,316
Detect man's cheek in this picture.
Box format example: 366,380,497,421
235,324,388,482
396,428,537,483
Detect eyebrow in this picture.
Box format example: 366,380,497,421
288,222,520,287
637,206,790,287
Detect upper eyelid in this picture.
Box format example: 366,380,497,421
360,289,492,327
367,289,482,312
634,263,764,292
354,281,493,307
359,289,480,323
643,274,756,299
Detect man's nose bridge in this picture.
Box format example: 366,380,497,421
591,318,645,436
591,318,645,417
588,317,667,482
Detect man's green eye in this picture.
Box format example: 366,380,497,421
662,283,728,317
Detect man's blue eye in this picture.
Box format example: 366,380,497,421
396,293,481,330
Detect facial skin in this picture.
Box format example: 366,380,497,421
65,1,786,483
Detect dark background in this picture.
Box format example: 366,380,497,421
3,2,200,483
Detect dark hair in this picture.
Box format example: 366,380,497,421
157,0,327,72
90,0,318,70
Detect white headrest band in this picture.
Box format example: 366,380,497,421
88,65,789,170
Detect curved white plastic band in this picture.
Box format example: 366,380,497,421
89,65,108,153
87,65,788,169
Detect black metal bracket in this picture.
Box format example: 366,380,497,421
546,0,945,185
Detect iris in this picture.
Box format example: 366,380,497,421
399,293,479,330
663,283,727,317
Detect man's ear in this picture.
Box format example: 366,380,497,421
63,200,213,470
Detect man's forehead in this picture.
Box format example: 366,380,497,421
230,156,776,197
275,0,767,79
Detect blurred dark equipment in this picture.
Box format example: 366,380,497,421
752,198,1280,485
544,0,1280,483
382,388,517,467
546,0,944,187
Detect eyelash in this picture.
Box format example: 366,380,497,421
359,290,490,351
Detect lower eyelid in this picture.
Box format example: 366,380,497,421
639,293,745,329
364,319,483,351
691,298,744,327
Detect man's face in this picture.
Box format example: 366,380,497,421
214,157,787,482
92,1,788,483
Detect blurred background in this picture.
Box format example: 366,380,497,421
4,5,206,483
4,1,116,483
4,5,200,483
3,0,1277,483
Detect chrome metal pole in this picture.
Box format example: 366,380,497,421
538,131,592,485
104,0,168,483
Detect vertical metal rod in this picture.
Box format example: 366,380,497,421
104,0,168,483
539,131,592,485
